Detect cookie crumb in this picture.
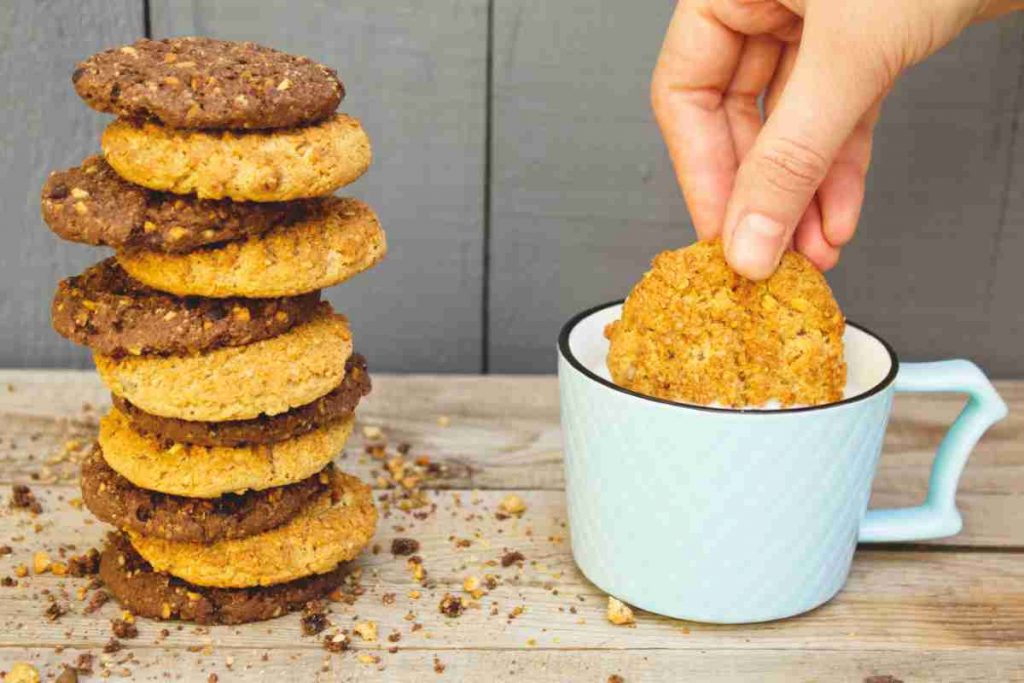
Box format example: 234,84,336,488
301,601,330,636
4,662,40,683
439,593,465,618
497,494,526,518
323,631,350,653
606,597,635,626
608,676,625,683
390,538,420,556
433,655,446,674
353,621,378,642
501,550,525,568
111,616,138,639
10,485,42,514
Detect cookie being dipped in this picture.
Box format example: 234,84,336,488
605,241,846,408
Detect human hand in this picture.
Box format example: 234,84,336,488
652,0,1023,279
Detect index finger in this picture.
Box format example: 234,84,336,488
651,0,744,240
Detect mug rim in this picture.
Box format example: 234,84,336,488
558,299,900,415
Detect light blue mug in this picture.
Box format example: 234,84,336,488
557,301,1007,623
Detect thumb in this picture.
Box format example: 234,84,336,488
722,16,891,279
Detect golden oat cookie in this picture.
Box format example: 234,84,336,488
101,113,371,201
94,303,352,421
129,468,377,588
605,241,845,408
116,198,385,298
98,407,353,498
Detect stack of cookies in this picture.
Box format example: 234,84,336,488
41,37,383,624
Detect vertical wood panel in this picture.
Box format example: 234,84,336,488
0,0,144,368
490,2,1024,375
489,0,684,372
150,0,488,373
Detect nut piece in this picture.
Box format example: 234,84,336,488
498,494,527,517
606,597,635,626
353,620,378,642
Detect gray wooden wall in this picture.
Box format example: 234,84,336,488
3,2,1023,376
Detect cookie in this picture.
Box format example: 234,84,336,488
97,408,353,498
129,468,377,588
116,198,385,298
41,155,318,252
102,114,371,201
81,446,329,543
73,37,343,130
95,303,352,421
115,353,370,447
52,258,320,358
100,532,348,625
605,241,846,408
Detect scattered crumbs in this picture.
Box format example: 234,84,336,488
362,425,384,440
44,601,68,622
496,494,526,519
10,484,43,514
433,655,446,674
353,620,378,642
323,630,350,653
607,597,636,626
390,537,420,556
609,676,626,683
74,653,94,675
436,415,451,428
111,614,138,639
103,637,123,654
439,593,465,618
501,550,525,568
300,600,330,636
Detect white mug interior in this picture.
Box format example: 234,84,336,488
566,302,895,410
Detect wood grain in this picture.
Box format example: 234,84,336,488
2,648,1023,682
0,372,1021,681
0,0,143,370
2,371,1020,545
2,486,1024,653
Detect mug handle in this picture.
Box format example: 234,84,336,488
858,360,1008,542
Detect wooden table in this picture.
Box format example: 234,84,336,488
0,371,1021,682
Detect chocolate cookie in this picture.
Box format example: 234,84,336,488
114,354,370,447
100,532,347,625
73,38,343,130
41,156,318,252
52,258,320,358
81,447,329,543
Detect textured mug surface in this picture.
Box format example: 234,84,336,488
558,301,1007,623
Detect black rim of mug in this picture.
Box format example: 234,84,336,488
557,299,901,415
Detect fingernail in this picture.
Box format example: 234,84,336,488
728,213,787,280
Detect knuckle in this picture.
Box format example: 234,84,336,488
752,136,830,194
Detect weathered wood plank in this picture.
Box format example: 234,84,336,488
3,647,1022,682
0,0,143,370
1,483,1023,653
489,1,1024,376
1,371,1020,546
